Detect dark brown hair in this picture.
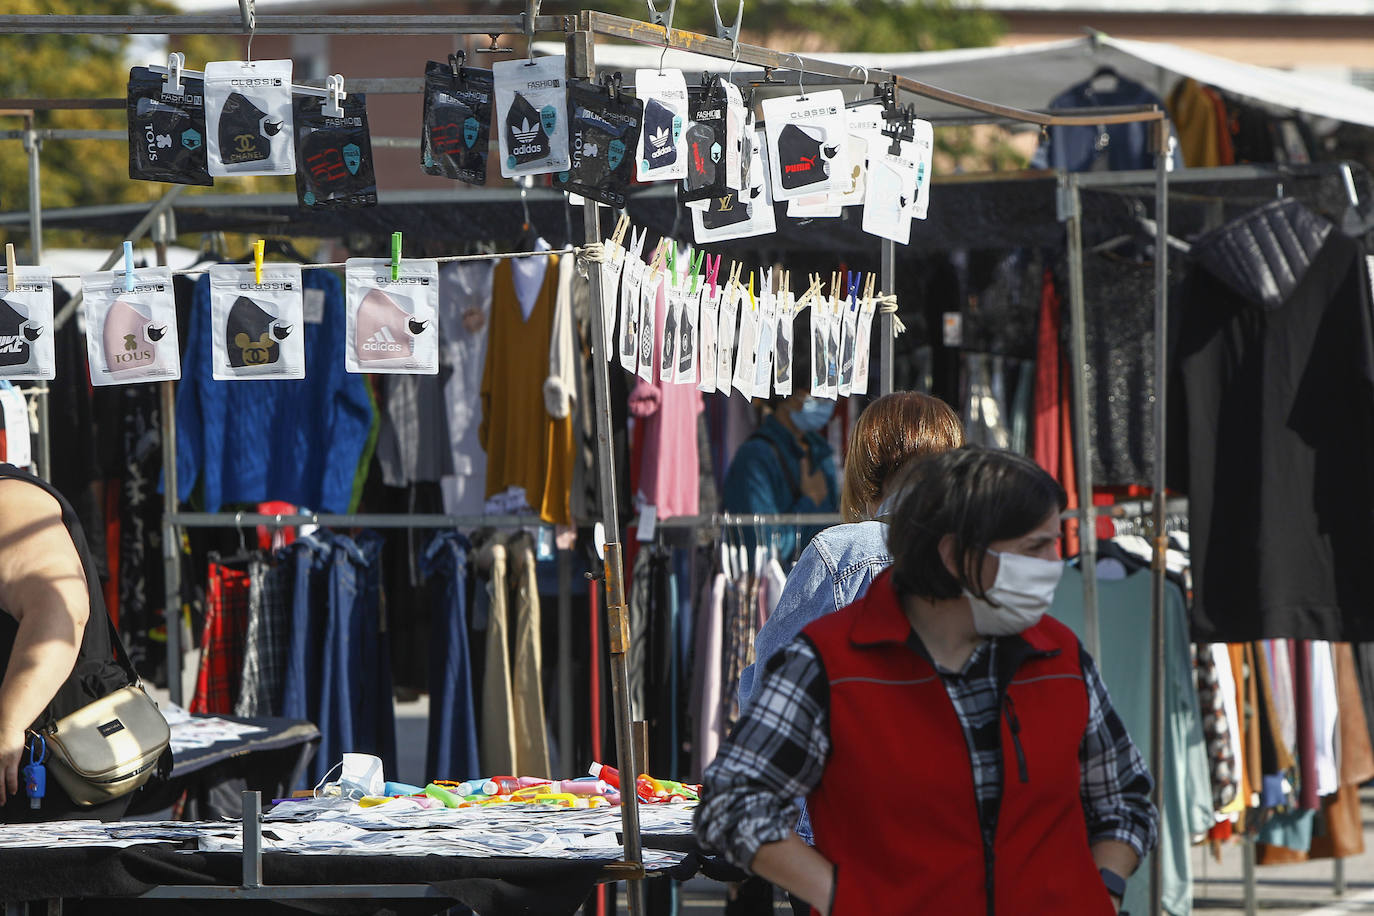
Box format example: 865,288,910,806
887,447,1067,601
840,392,964,522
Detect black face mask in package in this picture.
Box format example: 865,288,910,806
554,79,643,208
421,59,493,185
204,59,295,177
294,93,377,210
680,80,729,203
127,67,213,186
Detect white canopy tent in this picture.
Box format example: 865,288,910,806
539,32,1374,128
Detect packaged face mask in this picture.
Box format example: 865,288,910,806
692,129,776,244
787,192,843,220
618,228,647,375
864,118,934,243
680,79,729,203
697,284,719,393
294,93,377,210
752,276,776,400
555,79,643,209
731,284,759,399
675,283,699,386
638,254,663,383
204,59,294,177
209,263,305,380
126,67,212,186
422,58,494,185
659,259,684,383
346,258,439,374
634,69,688,182
762,90,849,201
774,290,794,397
0,268,55,381
851,292,877,396
722,81,747,192
716,278,739,392
494,55,570,178
838,296,858,397
598,234,627,358
81,266,181,386
825,296,842,399
809,291,828,398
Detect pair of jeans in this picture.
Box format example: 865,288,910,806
420,531,480,782
283,535,330,781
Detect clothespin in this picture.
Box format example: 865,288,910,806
747,271,756,311
391,231,402,281
704,253,722,298
689,248,706,295
649,239,668,278
323,74,346,119
847,270,862,309
863,273,876,307
3,244,14,292
122,241,135,292
666,242,677,280
165,51,185,95
610,213,630,249
253,239,265,286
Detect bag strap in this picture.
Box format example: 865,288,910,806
102,611,142,687
749,433,801,505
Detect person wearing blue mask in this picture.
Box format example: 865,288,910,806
722,313,839,560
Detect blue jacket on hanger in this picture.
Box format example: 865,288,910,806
175,269,372,513
1031,74,1182,173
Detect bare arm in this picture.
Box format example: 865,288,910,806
0,479,90,805
751,835,837,916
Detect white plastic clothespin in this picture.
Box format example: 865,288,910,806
122,240,135,292
164,52,186,95
323,74,346,119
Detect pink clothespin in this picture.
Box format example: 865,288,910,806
704,253,722,298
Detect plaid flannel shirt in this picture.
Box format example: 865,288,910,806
695,631,1158,871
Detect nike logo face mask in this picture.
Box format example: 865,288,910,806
218,91,283,165
0,298,33,367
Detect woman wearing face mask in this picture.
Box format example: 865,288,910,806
697,447,1157,916
721,314,839,559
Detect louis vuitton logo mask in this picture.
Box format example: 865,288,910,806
219,91,284,165
227,295,290,368
103,299,161,373
356,288,421,361
0,297,39,367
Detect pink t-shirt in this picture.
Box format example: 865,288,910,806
629,280,702,518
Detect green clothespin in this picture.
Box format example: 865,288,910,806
666,241,676,280
391,231,402,282
688,249,706,295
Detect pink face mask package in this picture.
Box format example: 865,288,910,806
345,258,440,374
0,267,55,381
81,266,181,385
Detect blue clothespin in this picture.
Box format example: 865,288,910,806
846,270,863,310
122,241,135,292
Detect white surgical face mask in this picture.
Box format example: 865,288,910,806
964,549,1064,636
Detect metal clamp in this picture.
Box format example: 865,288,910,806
645,0,676,30
712,0,743,57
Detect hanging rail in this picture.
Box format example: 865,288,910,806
0,14,571,35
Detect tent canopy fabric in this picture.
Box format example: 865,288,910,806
539,33,1374,128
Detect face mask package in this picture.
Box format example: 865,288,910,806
697,282,720,393
809,289,829,398
618,228,647,374
716,275,739,392
637,250,663,382
634,68,689,182
752,274,776,400
659,262,682,383
204,59,294,177
680,78,730,204
421,58,494,185
209,263,305,380
774,288,794,397
555,78,643,208
675,277,700,386
127,67,213,186
762,90,849,202
294,93,377,210
851,289,877,396
825,294,842,399
730,282,760,399
838,293,858,398
598,233,627,357
81,266,181,386
345,259,439,374
691,129,776,244
494,55,570,178
722,81,748,192
0,268,56,381
863,118,934,244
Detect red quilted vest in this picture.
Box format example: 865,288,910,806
803,570,1112,916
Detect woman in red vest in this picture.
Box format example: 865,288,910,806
696,447,1156,915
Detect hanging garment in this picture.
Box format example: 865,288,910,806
626,545,653,721
1195,644,1239,812
1052,567,1211,916
420,531,480,782
1167,78,1231,168
1311,642,1340,798
628,280,702,519
689,563,726,782
176,270,373,513
480,256,575,525
235,555,292,717
375,371,454,487
507,533,551,778
544,252,577,420
191,561,251,715
437,260,495,518
1173,200,1374,641
282,534,330,735
1031,74,1182,173
475,533,516,776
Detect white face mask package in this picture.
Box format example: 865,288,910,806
634,68,689,182
697,281,720,393
599,235,627,358
762,90,849,202
825,294,842,399
638,247,664,382
691,128,776,244
0,268,55,381
675,279,700,386
851,285,878,396
494,55,571,178
81,266,181,386
345,258,440,375
203,59,294,177
730,283,760,400
722,81,747,192
752,272,776,399
909,118,935,220
773,288,795,397
863,118,934,244
209,263,305,380
716,274,740,393
838,288,859,398
808,288,827,397
659,260,683,383
787,192,843,220
618,228,647,374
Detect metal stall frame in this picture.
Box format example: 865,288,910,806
0,6,1169,914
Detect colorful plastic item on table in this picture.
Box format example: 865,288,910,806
589,762,621,789
482,775,521,796
384,781,424,796
424,782,463,808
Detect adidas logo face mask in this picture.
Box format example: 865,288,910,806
493,55,569,178
634,68,688,182
505,92,552,168
344,258,440,375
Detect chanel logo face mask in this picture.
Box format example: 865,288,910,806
219,92,282,165
204,59,295,177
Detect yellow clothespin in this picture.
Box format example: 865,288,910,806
253,239,265,286
747,271,756,311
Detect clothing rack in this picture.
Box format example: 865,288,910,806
0,7,1170,914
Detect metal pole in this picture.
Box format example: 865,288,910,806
1062,173,1099,660
880,238,895,396
558,546,574,779
1148,121,1170,916
1241,837,1257,916
241,790,263,888
568,28,645,916
25,118,50,483
154,220,184,708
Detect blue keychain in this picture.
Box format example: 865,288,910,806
23,733,46,810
